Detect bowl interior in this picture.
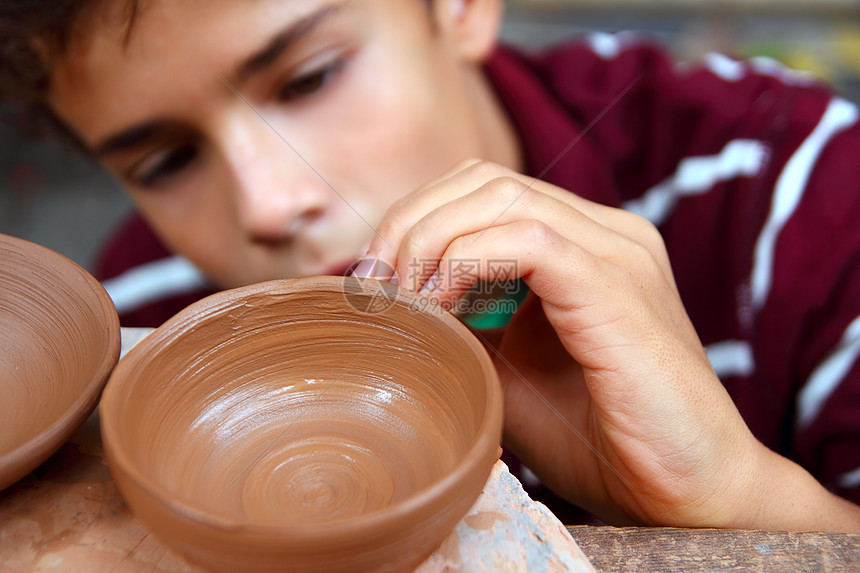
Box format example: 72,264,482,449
0,234,120,489
105,278,498,527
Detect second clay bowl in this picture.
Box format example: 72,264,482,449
0,234,120,492
100,276,503,573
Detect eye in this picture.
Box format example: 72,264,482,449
130,144,199,189
277,59,343,102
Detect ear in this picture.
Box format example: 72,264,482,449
433,0,503,63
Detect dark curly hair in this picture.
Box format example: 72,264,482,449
1,1,436,148
0,1,140,147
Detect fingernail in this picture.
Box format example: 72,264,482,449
359,240,372,258
344,259,361,276
419,272,438,298
389,272,400,287
350,258,377,279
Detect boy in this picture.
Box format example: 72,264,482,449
2,0,860,531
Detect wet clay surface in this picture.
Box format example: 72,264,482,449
0,408,202,573
0,234,120,492
101,278,505,572
0,402,592,572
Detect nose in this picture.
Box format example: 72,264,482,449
236,175,327,247
222,119,330,246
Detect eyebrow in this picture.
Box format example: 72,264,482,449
93,121,169,158
92,3,346,158
235,3,346,83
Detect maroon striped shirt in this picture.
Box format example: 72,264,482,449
97,38,860,508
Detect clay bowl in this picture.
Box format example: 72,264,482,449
101,276,503,573
0,234,120,491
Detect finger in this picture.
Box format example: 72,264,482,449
418,218,685,371
374,158,639,246
416,218,599,318
362,161,545,275
358,160,672,285
394,176,633,292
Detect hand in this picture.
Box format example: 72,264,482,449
357,160,860,531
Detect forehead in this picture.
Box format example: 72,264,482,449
47,0,382,146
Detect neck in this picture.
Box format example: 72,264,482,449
463,63,523,173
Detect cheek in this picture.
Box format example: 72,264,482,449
306,60,477,216
127,177,241,277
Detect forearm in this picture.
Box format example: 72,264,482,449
732,444,860,533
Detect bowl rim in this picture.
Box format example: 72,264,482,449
101,276,503,539
0,234,121,479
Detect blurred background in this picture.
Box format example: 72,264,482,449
3,0,860,272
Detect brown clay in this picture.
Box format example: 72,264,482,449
0,234,120,491
101,276,503,573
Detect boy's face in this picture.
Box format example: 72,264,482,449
47,0,509,287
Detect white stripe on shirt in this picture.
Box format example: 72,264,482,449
703,53,746,83
585,31,642,61
796,314,860,429
840,466,860,489
101,256,209,314
748,56,819,87
750,98,859,311
706,340,756,379
587,32,623,60
622,139,768,227
700,53,818,86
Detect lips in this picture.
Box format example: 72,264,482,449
322,260,359,277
